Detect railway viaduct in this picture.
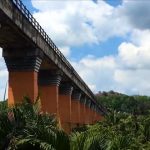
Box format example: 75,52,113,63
0,0,105,132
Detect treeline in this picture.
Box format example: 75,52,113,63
96,91,150,115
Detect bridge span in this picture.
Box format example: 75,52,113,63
0,0,105,132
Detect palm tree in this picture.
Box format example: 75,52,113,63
70,111,150,150
0,97,70,150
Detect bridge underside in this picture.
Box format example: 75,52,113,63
0,0,104,132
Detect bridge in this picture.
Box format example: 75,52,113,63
0,0,105,132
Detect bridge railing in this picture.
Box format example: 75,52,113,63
11,0,100,107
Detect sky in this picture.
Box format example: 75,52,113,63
1,0,150,99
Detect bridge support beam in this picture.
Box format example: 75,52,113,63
94,107,103,122
79,97,86,125
59,83,73,133
38,70,62,116
84,99,90,124
90,102,99,124
91,104,96,123
97,111,103,121
71,90,81,129
94,109,98,123
85,99,92,124
3,48,43,105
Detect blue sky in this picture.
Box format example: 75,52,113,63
22,0,123,10
106,0,122,6
1,0,150,99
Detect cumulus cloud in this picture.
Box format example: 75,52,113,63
118,29,150,70
32,0,98,49
71,55,118,92
72,29,150,95
58,46,70,57
31,0,150,52
32,0,131,56
0,48,8,100
121,0,150,30
114,69,150,95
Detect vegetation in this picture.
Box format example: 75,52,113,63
96,91,150,115
70,92,150,150
71,111,150,150
0,97,69,150
1,92,150,149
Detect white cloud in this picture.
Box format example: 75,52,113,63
71,29,150,96
71,55,118,92
58,46,70,57
31,0,132,56
0,48,8,100
32,0,98,49
31,0,150,52
0,48,2,57
120,0,150,30
114,69,150,95
0,69,7,78
118,30,150,70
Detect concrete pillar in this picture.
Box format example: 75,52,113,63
71,90,81,129
94,106,102,122
94,106,98,123
90,104,98,123
87,99,93,124
85,98,91,124
86,99,93,124
38,70,62,117
91,103,96,124
79,97,86,125
3,48,43,105
59,83,73,133
97,109,103,121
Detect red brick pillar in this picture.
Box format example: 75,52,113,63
91,103,96,124
84,98,91,124
79,97,86,125
59,84,73,133
71,90,81,129
94,106,103,122
90,103,103,123
93,108,98,123
96,108,103,121
38,70,62,117
3,48,43,105
86,99,93,124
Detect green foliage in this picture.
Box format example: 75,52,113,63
71,112,150,150
0,97,69,150
70,92,150,150
2,91,150,150
96,92,150,115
